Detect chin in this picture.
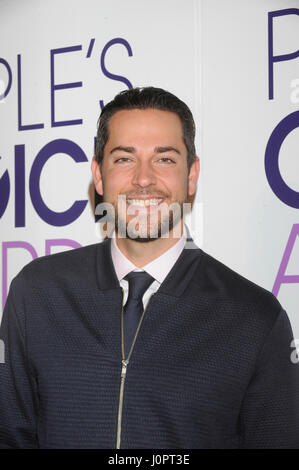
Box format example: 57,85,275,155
126,226,162,241
122,222,177,241
126,236,157,243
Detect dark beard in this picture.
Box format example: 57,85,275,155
114,204,184,243
100,180,189,242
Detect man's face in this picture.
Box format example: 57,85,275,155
92,108,199,241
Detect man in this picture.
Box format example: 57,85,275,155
0,87,298,449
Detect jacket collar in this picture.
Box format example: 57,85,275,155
95,229,203,298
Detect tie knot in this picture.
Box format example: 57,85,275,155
124,271,155,301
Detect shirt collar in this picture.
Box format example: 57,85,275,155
110,224,187,284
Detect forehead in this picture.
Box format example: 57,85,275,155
106,108,185,148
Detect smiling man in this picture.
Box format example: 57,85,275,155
0,87,299,449
91,105,199,264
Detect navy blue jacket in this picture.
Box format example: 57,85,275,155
0,237,299,448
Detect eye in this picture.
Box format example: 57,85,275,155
114,157,132,164
158,157,175,164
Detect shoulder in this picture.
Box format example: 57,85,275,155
10,241,106,293
194,248,282,327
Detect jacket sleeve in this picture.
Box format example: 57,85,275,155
0,276,39,448
239,307,299,449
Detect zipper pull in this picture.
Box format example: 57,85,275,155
121,359,129,378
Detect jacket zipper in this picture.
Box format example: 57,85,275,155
116,287,154,449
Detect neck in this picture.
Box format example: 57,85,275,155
114,219,184,268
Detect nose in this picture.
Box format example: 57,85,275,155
132,159,156,188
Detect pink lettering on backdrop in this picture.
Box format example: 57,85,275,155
2,241,38,311
272,224,299,297
45,239,81,255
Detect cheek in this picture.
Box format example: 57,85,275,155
103,171,130,198
160,172,187,195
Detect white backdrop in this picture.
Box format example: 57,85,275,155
0,0,298,340
201,0,299,338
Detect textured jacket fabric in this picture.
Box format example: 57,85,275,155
0,237,298,449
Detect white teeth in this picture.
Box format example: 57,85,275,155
127,198,163,206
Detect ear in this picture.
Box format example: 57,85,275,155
188,156,200,197
91,156,103,196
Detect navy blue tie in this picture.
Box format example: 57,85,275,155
123,271,154,358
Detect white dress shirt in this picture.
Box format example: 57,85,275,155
110,224,187,310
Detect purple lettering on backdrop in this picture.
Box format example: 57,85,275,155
272,224,299,296
99,38,133,109
2,241,38,310
86,39,95,58
45,239,81,256
265,110,299,208
15,145,25,227
268,8,299,100
17,54,44,131
0,169,10,219
51,45,83,127
29,139,88,226
0,58,12,99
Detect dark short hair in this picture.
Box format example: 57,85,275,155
95,87,196,171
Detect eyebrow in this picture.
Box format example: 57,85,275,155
110,146,181,155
